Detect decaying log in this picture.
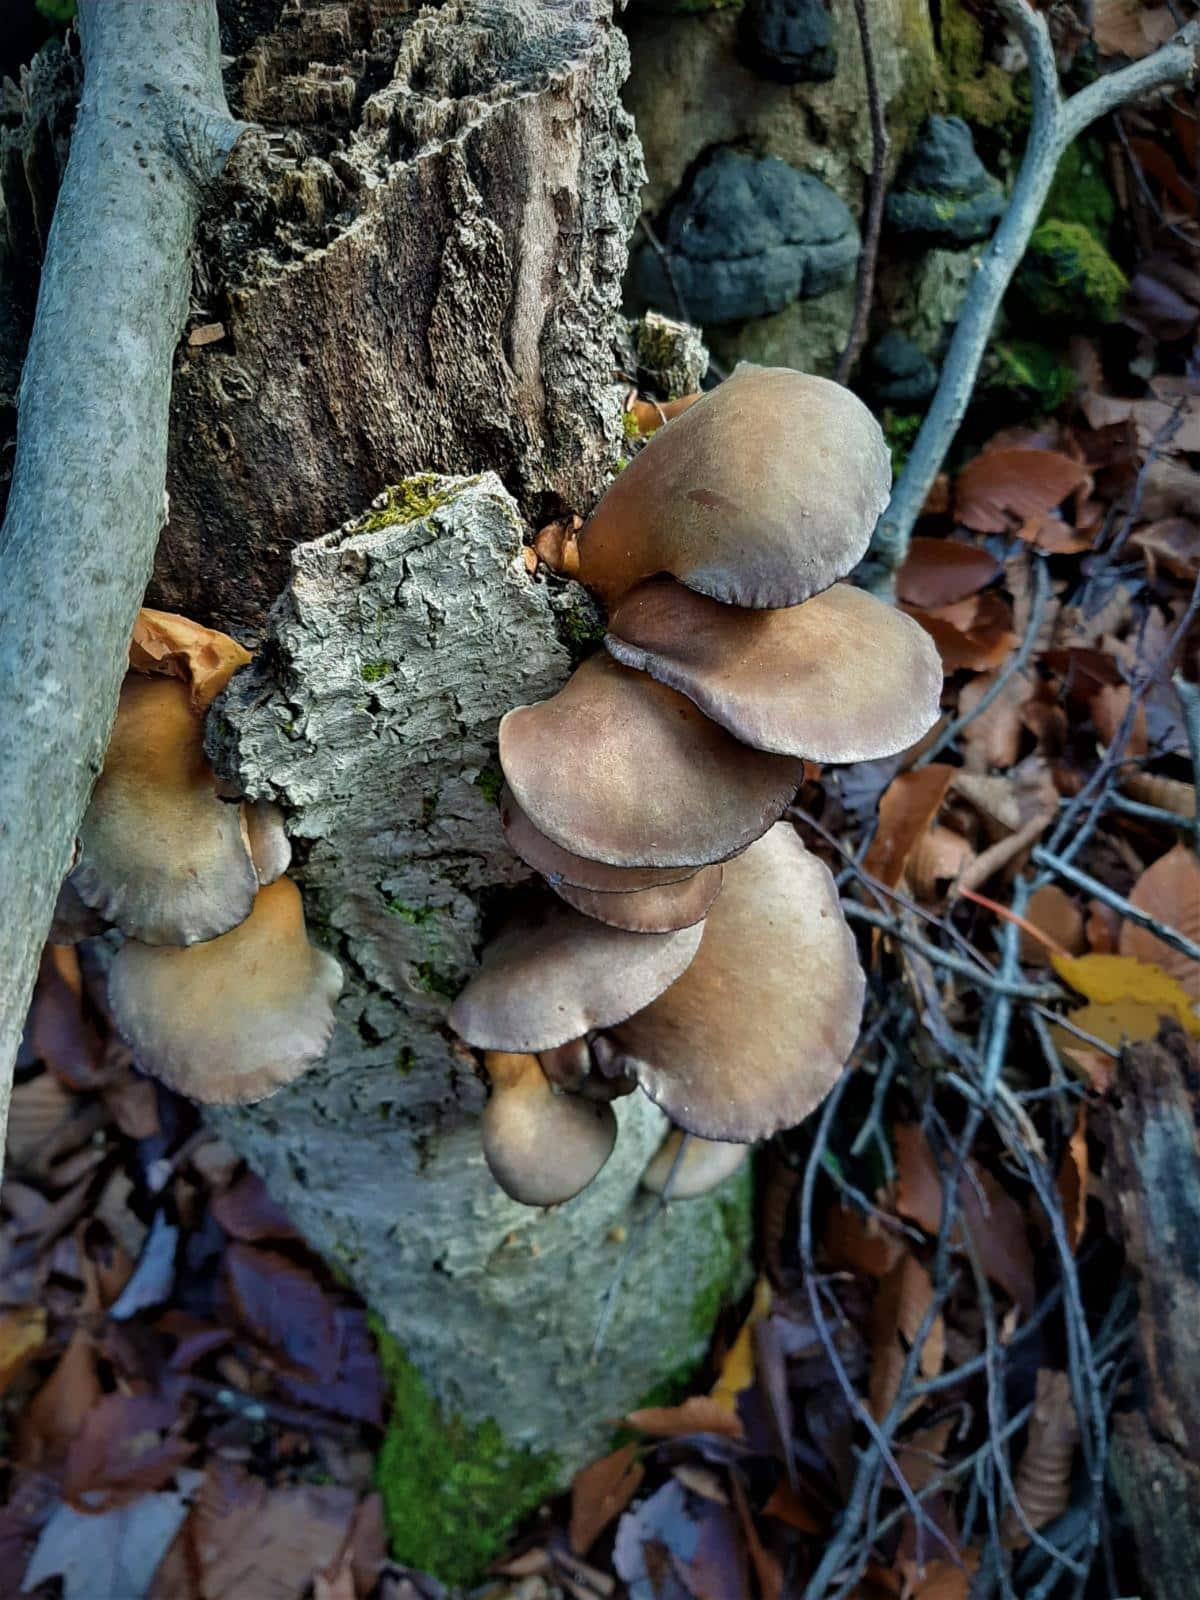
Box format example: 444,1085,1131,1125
1102,1021,1200,1599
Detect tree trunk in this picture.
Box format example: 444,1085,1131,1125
66,0,750,1579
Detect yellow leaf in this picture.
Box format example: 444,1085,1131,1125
1051,953,1200,1035
0,1307,47,1396
709,1274,771,1414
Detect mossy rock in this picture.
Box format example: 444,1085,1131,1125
1042,138,1116,240
985,338,1077,414
936,0,1026,138
1014,219,1128,324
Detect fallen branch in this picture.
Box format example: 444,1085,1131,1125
870,2,1200,586
1031,845,1200,962
0,0,248,1175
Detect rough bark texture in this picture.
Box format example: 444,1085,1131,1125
1103,1022,1200,1599
0,0,244,1169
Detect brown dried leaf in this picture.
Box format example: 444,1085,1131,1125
63,1393,194,1513
1057,1111,1089,1253
868,1253,944,1421
0,1309,47,1397
823,1203,904,1280
1119,844,1200,999
224,1243,339,1381
906,592,1019,672
958,671,1034,772
906,825,976,903
1003,1369,1079,1545
1093,0,1176,56
129,608,251,714
6,1073,76,1173
863,766,956,890
570,1443,645,1554
762,1479,823,1534
624,1395,745,1439
1129,517,1200,581
956,449,1089,534
28,947,105,1090
17,1329,101,1464
896,537,1002,609
1020,886,1086,967
1090,684,1147,758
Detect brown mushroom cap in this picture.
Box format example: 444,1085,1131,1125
243,800,292,885
500,654,803,869
500,786,699,892
554,864,723,932
575,365,890,609
608,822,864,1142
481,1052,618,1206
447,898,704,1053
641,1129,749,1198
73,675,259,945
538,1037,593,1091
108,877,343,1105
606,579,944,762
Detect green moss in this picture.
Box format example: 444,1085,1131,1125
357,474,464,535
889,0,940,155
1042,139,1115,239
361,659,394,683
473,765,504,806
559,605,607,649
986,339,1076,413
373,1324,561,1586
882,408,924,473
385,899,440,927
415,961,462,1001
1016,219,1128,323
936,0,1024,136
621,410,641,443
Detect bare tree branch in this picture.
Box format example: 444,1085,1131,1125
869,4,1200,589
0,0,247,1174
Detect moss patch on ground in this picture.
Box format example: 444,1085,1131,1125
1016,219,1128,324
373,1324,562,1587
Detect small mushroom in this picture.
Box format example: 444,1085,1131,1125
500,786,698,892
108,876,343,1104
554,864,723,933
538,1037,593,1091
447,897,704,1054
73,675,258,945
481,1052,618,1206
605,578,943,761
641,1129,749,1198
500,653,803,869
575,364,890,609
607,822,864,1142
243,799,292,885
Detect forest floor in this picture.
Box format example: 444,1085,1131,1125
4,6,1200,1599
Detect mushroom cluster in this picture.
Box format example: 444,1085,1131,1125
450,364,943,1207
55,608,342,1104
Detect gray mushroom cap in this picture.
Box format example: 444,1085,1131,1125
608,822,864,1142
499,653,803,869
108,877,343,1105
605,578,944,761
554,864,724,933
481,1052,618,1207
73,675,258,946
447,898,704,1054
574,364,890,610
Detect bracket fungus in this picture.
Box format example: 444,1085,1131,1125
109,877,343,1105
480,1053,618,1207
449,363,942,1206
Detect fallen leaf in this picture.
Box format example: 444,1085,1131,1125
223,1243,339,1382
109,1211,179,1322
18,1329,101,1464
0,1309,47,1397
1052,952,1200,1034
906,592,1019,672
129,608,251,713
624,1396,745,1440
823,1203,904,1280
895,1419,955,1495
28,947,105,1090
1090,683,1147,757
710,1274,772,1413
614,1476,746,1600
956,449,1089,534
1057,1112,1089,1253
896,538,1002,609
762,1479,822,1534
1002,1369,1079,1546
570,1443,645,1554
5,1073,76,1173
1093,0,1176,56
863,766,956,889
63,1393,194,1513
210,1172,301,1243
1118,844,1200,999
958,671,1034,772
1129,517,1200,581
1019,885,1086,966
22,1477,200,1600
868,1253,944,1421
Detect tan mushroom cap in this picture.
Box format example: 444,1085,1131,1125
500,654,803,869
606,579,944,762
554,864,723,933
641,1129,749,1198
108,876,343,1105
575,365,891,609
608,823,864,1142
481,1053,617,1206
500,786,699,892
448,898,704,1054
73,675,258,945
243,800,292,885
49,877,108,944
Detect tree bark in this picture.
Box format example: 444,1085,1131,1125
0,0,245,1172
0,0,750,1576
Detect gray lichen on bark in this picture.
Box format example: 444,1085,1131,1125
208,473,750,1464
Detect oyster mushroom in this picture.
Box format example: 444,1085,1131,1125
481,1052,617,1207
500,786,699,893
108,877,342,1104
608,823,864,1142
243,799,292,886
500,654,803,870
574,364,890,609
641,1129,749,1199
72,675,258,945
448,898,704,1055
554,865,723,933
605,578,943,762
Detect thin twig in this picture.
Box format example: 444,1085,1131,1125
1172,671,1200,856
1031,845,1200,961
834,0,889,386
869,5,1200,585
842,903,1060,999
